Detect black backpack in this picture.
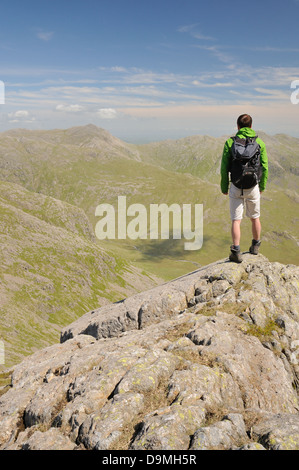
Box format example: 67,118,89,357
229,136,262,192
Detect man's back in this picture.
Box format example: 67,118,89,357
221,127,268,195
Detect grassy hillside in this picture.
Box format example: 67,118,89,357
0,181,159,367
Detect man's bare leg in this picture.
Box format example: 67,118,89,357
231,220,241,247
251,217,261,241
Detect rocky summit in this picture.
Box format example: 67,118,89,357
1,253,299,451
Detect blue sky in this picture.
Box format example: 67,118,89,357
0,0,299,142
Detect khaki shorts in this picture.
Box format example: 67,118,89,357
229,183,260,220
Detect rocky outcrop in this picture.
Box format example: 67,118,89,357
1,254,299,450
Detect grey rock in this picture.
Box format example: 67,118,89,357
115,349,180,395
130,403,206,450
205,262,246,285
4,426,75,450
137,287,187,329
252,413,299,450
194,279,210,296
248,300,267,329
187,311,298,413
211,280,231,298
167,363,243,411
0,254,298,450
78,392,145,450
236,443,266,451
190,413,247,450
21,428,75,450
244,273,268,296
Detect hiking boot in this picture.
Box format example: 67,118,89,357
229,246,243,263
249,239,261,255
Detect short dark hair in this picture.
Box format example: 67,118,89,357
237,114,252,129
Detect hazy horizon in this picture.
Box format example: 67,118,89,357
1,121,299,147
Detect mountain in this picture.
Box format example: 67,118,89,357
0,180,160,367
0,254,298,450
138,131,299,190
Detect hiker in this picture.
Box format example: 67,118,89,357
220,114,268,263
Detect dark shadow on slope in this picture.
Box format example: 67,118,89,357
136,234,212,261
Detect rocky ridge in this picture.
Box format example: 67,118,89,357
1,253,299,450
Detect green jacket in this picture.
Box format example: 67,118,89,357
220,127,268,194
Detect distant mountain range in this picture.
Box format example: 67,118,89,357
0,124,298,366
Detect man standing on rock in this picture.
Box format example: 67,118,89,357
221,114,268,263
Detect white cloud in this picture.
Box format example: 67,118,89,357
177,23,215,41
254,87,290,100
15,110,29,118
37,30,54,41
97,108,118,120
194,45,233,64
177,24,198,33
8,110,35,123
56,104,84,113
192,80,233,88
110,66,128,73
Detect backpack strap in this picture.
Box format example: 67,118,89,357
246,135,258,144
